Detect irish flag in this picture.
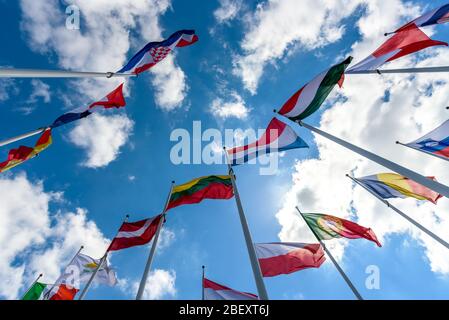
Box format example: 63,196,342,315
22,282,78,300
254,243,325,277
167,175,234,210
278,57,353,121
203,278,258,300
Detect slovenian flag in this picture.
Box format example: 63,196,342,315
118,30,198,75
393,3,449,34
349,24,447,72
404,119,449,160
356,173,442,204
203,278,258,300
254,243,325,277
227,117,308,166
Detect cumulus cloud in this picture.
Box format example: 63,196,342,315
27,79,51,104
130,269,177,300
210,91,250,120
214,0,242,24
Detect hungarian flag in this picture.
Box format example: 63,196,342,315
349,24,447,72
118,30,198,75
203,278,258,300
278,57,352,121
254,243,325,277
167,175,234,210
392,3,449,34
302,213,382,247
107,214,163,252
22,282,48,300
227,117,308,166
0,128,52,173
51,83,126,128
356,173,442,204
404,119,449,160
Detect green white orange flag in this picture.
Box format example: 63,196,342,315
302,212,382,247
278,57,353,121
22,282,47,300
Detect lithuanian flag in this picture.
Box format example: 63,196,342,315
167,175,234,210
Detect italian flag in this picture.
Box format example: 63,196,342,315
22,282,47,300
278,57,353,121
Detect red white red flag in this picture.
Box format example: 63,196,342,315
203,278,258,300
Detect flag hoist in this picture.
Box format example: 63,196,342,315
223,147,269,300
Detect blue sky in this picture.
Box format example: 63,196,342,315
1,0,449,300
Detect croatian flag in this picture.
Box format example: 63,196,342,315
118,30,198,75
254,243,325,277
405,119,449,159
393,3,449,33
349,24,447,72
227,117,308,166
203,278,258,300
107,215,163,252
51,84,126,128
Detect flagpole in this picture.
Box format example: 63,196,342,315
136,181,175,300
0,68,135,79
297,120,449,199
224,147,269,300
20,273,43,300
295,207,363,300
396,141,449,163
346,174,449,250
346,66,449,75
202,265,205,301
0,127,48,148
79,215,129,300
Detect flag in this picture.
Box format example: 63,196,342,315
71,253,117,286
254,242,325,277
357,173,442,204
107,214,163,252
22,282,47,300
166,175,234,210
118,30,198,75
51,83,126,128
278,57,353,121
349,24,447,72
44,284,78,300
0,128,52,173
404,119,449,159
203,278,258,300
393,3,449,33
227,117,308,166
302,212,382,247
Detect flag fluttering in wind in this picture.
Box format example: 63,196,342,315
22,282,48,300
404,119,449,159
356,173,442,204
203,278,258,300
227,118,308,166
0,128,52,173
349,25,447,72
51,83,126,128
254,242,325,277
118,30,198,75
393,3,449,34
302,212,382,247
44,284,79,300
277,57,352,121
107,215,163,252
72,253,117,286
166,175,234,210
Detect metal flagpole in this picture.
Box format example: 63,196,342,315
297,120,449,199
223,147,269,300
79,215,129,300
295,207,363,300
0,127,48,148
202,265,205,301
346,66,449,75
136,181,175,300
0,68,135,79
20,273,43,300
346,174,449,250
396,141,449,163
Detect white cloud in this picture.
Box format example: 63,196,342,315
210,91,250,120
157,228,176,252
131,269,177,300
275,0,449,274
214,0,242,24
68,114,134,168
0,78,18,102
28,79,51,104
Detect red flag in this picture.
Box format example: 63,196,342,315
88,83,126,110
47,284,78,300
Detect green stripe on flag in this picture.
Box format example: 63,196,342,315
22,282,47,300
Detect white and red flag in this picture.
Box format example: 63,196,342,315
255,242,326,277
203,278,258,300
107,215,163,252
392,3,449,34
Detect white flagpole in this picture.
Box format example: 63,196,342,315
20,273,43,300
224,147,269,300
202,265,205,301
346,66,449,75
0,127,48,148
136,181,175,300
297,120,449,199
396,141,449,163
295,207,363,300
347,174,449,250
0,68,135,79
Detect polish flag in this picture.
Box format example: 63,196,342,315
203,278,258,300
107,215,163,252
255,243,326,277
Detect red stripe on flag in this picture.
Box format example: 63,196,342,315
278,86,305,115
